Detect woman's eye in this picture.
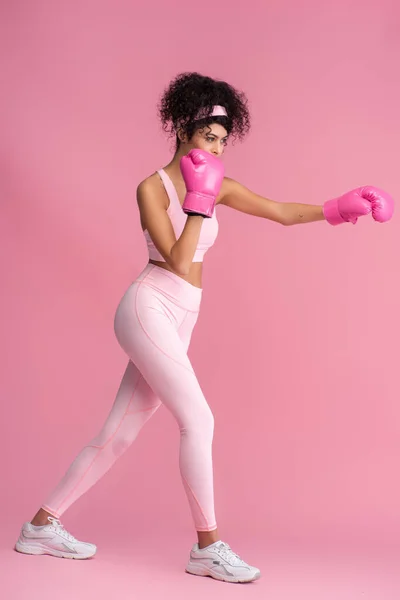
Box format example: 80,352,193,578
206,137,228,145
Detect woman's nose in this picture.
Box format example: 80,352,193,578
213,144,223,156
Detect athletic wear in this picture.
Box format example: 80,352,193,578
18,165,261,578
15,516,96,559
186,540,261,583
40,264,217,532
143,168,219,262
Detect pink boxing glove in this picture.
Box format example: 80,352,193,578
180,149,224,218
323,186,394,225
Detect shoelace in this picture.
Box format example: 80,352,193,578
47,517,77,542
215,542,246,566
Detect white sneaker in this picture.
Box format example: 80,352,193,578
185,540,261,583
15,516,97,559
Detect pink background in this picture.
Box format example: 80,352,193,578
1,0,399,598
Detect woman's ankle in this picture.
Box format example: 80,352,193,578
31,508,55,527
197,528,219,549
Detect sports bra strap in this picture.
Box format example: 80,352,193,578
157,169,180,209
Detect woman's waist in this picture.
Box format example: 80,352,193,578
149,259,203,289
133,262,203,311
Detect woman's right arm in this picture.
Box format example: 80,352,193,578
137,179,203,277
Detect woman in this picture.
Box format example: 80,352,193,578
15,72,393,584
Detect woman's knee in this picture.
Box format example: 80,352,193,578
180,405,215,438
88,423,138,458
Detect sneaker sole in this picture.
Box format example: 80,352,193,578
185,561,261,583
15,541,96,560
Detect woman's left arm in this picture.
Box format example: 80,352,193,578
218,177,324,226
218,177,394,226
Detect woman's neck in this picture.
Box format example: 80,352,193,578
163,147,188,182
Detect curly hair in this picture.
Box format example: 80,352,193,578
157,72,251,150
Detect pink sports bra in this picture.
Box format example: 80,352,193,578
143,169,219,263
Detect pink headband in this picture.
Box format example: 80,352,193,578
194,105,228,120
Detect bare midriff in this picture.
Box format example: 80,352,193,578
148,259,203,289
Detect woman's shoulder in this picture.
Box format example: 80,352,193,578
136,171,168,211
215,176,236,205
136,171,162,193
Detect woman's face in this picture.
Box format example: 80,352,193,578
184,123,229,157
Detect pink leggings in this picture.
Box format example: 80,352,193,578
41,264,217,532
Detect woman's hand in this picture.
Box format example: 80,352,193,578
323,186,394,225
180,149,225,218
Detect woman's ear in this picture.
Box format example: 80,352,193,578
177,127,188,143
